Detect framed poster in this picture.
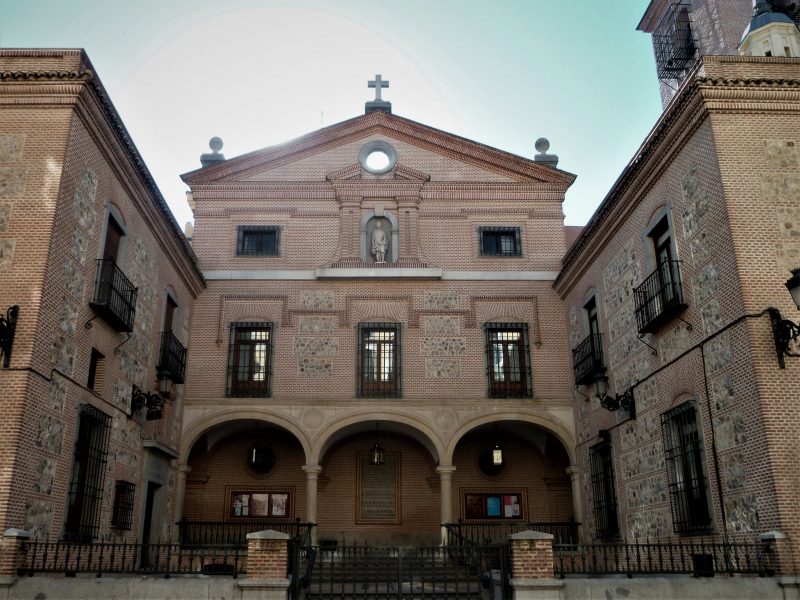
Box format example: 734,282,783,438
250,494,269,517
503,494,521,518
465,494,484,519
486,495,501,517
271,493,289,517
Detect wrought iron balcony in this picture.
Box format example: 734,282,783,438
634,260,687,334
157,331,187,384
572,333,605,386
89,259,137,332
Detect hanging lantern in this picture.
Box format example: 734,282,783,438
369,441,385,466
492,444,503,466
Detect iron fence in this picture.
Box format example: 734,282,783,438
178,518,314,547
21,540,246,578
554,539,770,578
445,520,580,546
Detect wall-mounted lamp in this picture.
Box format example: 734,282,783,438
0,305,19,369
157,371,172,397
594,376,636,419
131,385,164,420
769,269,800,369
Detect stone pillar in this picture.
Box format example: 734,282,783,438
174,464,192,525
396,195,420,263
239,530,290,600
437,465,456,544
0,528,30,582
761,530,797,578
338,195,362,261
302,464,322,545
509,531,564,600
565,465,583,537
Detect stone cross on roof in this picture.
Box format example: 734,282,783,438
368,75,389,102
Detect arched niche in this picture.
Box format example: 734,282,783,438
360,210,399,263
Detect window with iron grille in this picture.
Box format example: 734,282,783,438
589,441,619,539
357,323,401,398
64,404,111,541
226,323,273,397
111,481,135,530
236,226,280,256
484,323,532,398
479,227,522,257
653,1,696,81
661,402,711,533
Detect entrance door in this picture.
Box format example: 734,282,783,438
140,481,160,568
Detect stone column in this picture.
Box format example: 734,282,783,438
174,464,192,526
239,530,290,600
302,464,322,545
566,465,583,539
508,530,564,599
437,465,456,544
0,528,30,582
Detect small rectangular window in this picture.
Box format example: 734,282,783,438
661,402,711,533
358,324,401,398
226,323,273,397
87,348,105,391
479,227,522,257
236,226,280,256
111,481,135,530
484,323,531,398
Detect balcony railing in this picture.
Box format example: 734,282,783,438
178,518,314,547
634,260,687,334
157,331,187,384
89,259,137,332
572,333,604,385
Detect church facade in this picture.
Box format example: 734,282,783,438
178,103,580,546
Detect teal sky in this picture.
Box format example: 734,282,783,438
0,0,660,227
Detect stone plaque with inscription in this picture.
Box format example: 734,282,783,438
358,453,400,522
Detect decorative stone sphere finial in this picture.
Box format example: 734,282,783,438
535,138,550,154
209,137,224,154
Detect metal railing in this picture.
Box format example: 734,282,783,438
21,541,245,578
157,331,187,384
634,260,687,334
572,333,604,385
445,520,580,546
89,259,137,332
554,539,771,578
178,518,314,547
302,544,508,600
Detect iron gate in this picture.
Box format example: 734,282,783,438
292,543,510,599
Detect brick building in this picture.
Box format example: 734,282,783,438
1,0,800,590
0,50,204,545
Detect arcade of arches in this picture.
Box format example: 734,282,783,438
181,419,577,545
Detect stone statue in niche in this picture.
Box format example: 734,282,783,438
371,220,388,263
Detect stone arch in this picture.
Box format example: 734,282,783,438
180,410,312,465
443,411,576,466
311,411,444,465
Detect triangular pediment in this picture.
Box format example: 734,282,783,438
181,112,575,188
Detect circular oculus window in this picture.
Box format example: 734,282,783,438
359,140,397,174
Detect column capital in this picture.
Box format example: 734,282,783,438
178,463,192,474
436,465,456,476
302,464,323,475
565,465,580,477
